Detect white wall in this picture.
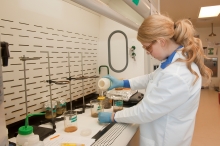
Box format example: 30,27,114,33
0,0,100,125
196,27,220,88
0,0,157,125
98,16,145,79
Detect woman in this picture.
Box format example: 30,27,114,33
98,14,212,146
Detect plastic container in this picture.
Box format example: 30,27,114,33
98,78,111,90
16,132,34,146
16,113,45,146
23,135,44,146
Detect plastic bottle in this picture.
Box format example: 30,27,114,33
98,78,111,90
23,135,44,146
16,113,45,146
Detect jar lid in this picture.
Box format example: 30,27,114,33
18,125,33,135
97,96,105,100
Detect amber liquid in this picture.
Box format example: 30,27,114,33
91,113,98,117
64,126,77,132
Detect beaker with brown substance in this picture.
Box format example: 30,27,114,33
90,99,104,118
44,101,57,119
113,99,123,112
63,110,77,132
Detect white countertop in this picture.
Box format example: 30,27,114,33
9,107,139,146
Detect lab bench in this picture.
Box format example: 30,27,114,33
9,107,139,146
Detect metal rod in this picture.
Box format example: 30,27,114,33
46,52,54,121
22,55,28,116
80,52,85,112
68,52,73,111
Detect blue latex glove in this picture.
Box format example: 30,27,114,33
98,112,112,123
103,75,124,90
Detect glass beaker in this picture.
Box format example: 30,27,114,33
63,110,78,132
44,101,57,119
90,99,104,118
56,97,66,115
113,97,123,112
103,97,112,109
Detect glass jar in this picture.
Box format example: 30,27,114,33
56,98,66,115
98,90,111,109
90,98,104,118
44,101,57,119
113,96,123,112
103,97,112,109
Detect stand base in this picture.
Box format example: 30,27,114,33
33,125,56,141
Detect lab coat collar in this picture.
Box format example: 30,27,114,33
160,46,183,69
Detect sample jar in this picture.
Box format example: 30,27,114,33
44,101,57,119
103,97,112,109
90,99,104,118
56,98,66,115
63,110,78,132
113,97,123,112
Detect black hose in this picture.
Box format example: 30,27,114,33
108,30,128,73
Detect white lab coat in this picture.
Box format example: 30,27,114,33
115,50,201,146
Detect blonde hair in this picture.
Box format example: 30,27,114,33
137,14,212,85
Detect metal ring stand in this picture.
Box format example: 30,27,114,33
66,52,99,113
19,55,41,116
40,51,69,129
19,55,57,140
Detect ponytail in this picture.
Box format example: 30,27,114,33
173,19,212,85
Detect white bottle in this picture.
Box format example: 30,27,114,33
98,78,111,90
16,125,35,146
24,135,44,146
16,113,45,146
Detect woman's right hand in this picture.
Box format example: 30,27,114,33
103,75,124,90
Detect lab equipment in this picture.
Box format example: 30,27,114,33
66,52,99,114
98,89,112,109
80,128,92,137
103,75,123,90
113,96,123,112
56,97,66,115
106,89,137,101
130,46,136,61
103,96,112,109
90,99,104,118
23,135,44,146
98,67,112,109
19,56,41,117
44,101,57,120
98,78,111,90
63,110,78,132
16,113,45,146
41,51,70,129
